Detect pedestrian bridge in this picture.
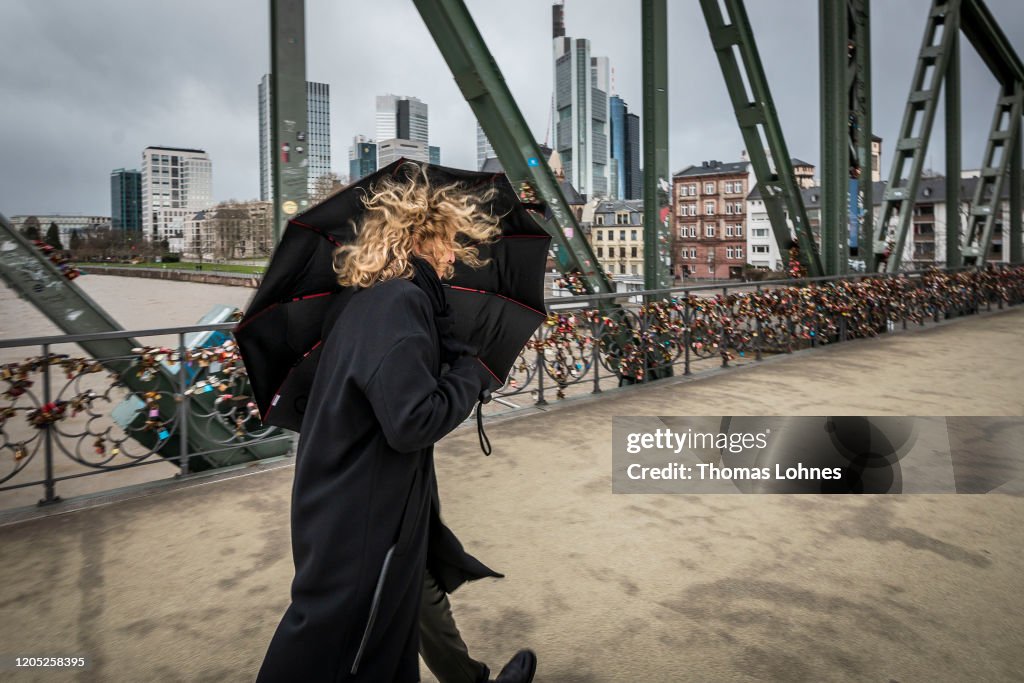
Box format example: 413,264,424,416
1,306,1021,682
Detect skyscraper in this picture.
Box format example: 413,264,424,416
110,168,142,233
259,75,331,201
552,2,610,200
375,94,432,164
477,122,495,170
609,96,642,200
349,135,377,181
141,146,212,252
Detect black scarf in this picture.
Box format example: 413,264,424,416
410,256,455,340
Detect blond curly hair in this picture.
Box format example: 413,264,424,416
333,162,502,287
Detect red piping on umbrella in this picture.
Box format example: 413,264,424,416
264,339,324,423
476,357,502,385
445,285,546,317
289,219,342,246
234,290,338,333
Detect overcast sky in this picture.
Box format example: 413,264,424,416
1,0,1022,217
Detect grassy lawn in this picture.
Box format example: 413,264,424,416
87,261,267,274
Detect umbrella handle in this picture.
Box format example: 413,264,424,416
476,400,491,456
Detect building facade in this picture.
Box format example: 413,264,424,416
377,139,430,166
349,135,377,181
183,200,272,262
141,146,212,253
375,94,434,166
477,123,495,171
672,160,751,280
110,168,142,233
746,174,1016,271
587,199,646,277
609,96,641,200
258,75,331,202
10,215,110,246
552,2,611,200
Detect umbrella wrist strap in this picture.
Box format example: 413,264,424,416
476,402,491,456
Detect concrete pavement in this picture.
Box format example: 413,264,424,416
1,307,1022,682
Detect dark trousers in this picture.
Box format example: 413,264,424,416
419,569,489,683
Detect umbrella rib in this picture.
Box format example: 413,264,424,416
444,285,547,317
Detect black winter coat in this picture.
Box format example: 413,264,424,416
256,275,500,683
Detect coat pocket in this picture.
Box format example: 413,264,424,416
349,544,396,676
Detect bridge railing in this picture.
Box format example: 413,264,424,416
1,265,1022,509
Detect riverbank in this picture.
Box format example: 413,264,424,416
83,265,260,288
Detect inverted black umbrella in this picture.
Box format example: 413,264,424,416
234,158,551,432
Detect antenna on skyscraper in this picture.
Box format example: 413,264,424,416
545,92,553,147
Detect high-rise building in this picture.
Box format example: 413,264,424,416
477,122,495,170
609,96,642,200
349,135,377,181
259,75,331,201
110,168,142,233
552,3,611,200
378,139,430,166
375,94,431,165
429,146,441,166
141,146,212,252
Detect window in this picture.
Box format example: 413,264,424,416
752,245,769,254
619,230,626,241
631,265,638,275
726,247,734,259
705,225,716,238
631,247,638,258
630,229,638,241
596,215,605,225
597,247,603,257
704,182,715,194
620,247,626,257
736,247,744,258
724,181,733,193
596,230,603,241
689,226,697,237
725,203,733,215
688,204,697,217
616,212,630,225
734,225,743,237
734,202,744,214
679,227,686,238
690,248,697,258
620,264,626,274
726,226,734,237
752,228,768,238
704,201,715,215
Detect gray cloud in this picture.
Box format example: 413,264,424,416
1,0,1022,217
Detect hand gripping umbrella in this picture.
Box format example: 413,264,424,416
234,159,551,432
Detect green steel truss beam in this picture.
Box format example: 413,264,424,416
411,0,613,295
962,83,1022,264
960,0,1024,86
698,0,823,278
1012,112,1023,264
850,0,874,271
945,30,962,268
641,0,672,290
269,0,310,245
819,0,846,275
873,0,962,272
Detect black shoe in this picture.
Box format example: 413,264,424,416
491,649,537,683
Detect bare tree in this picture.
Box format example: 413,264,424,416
312,172,346,204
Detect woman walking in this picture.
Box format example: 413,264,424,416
256,163,536,683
